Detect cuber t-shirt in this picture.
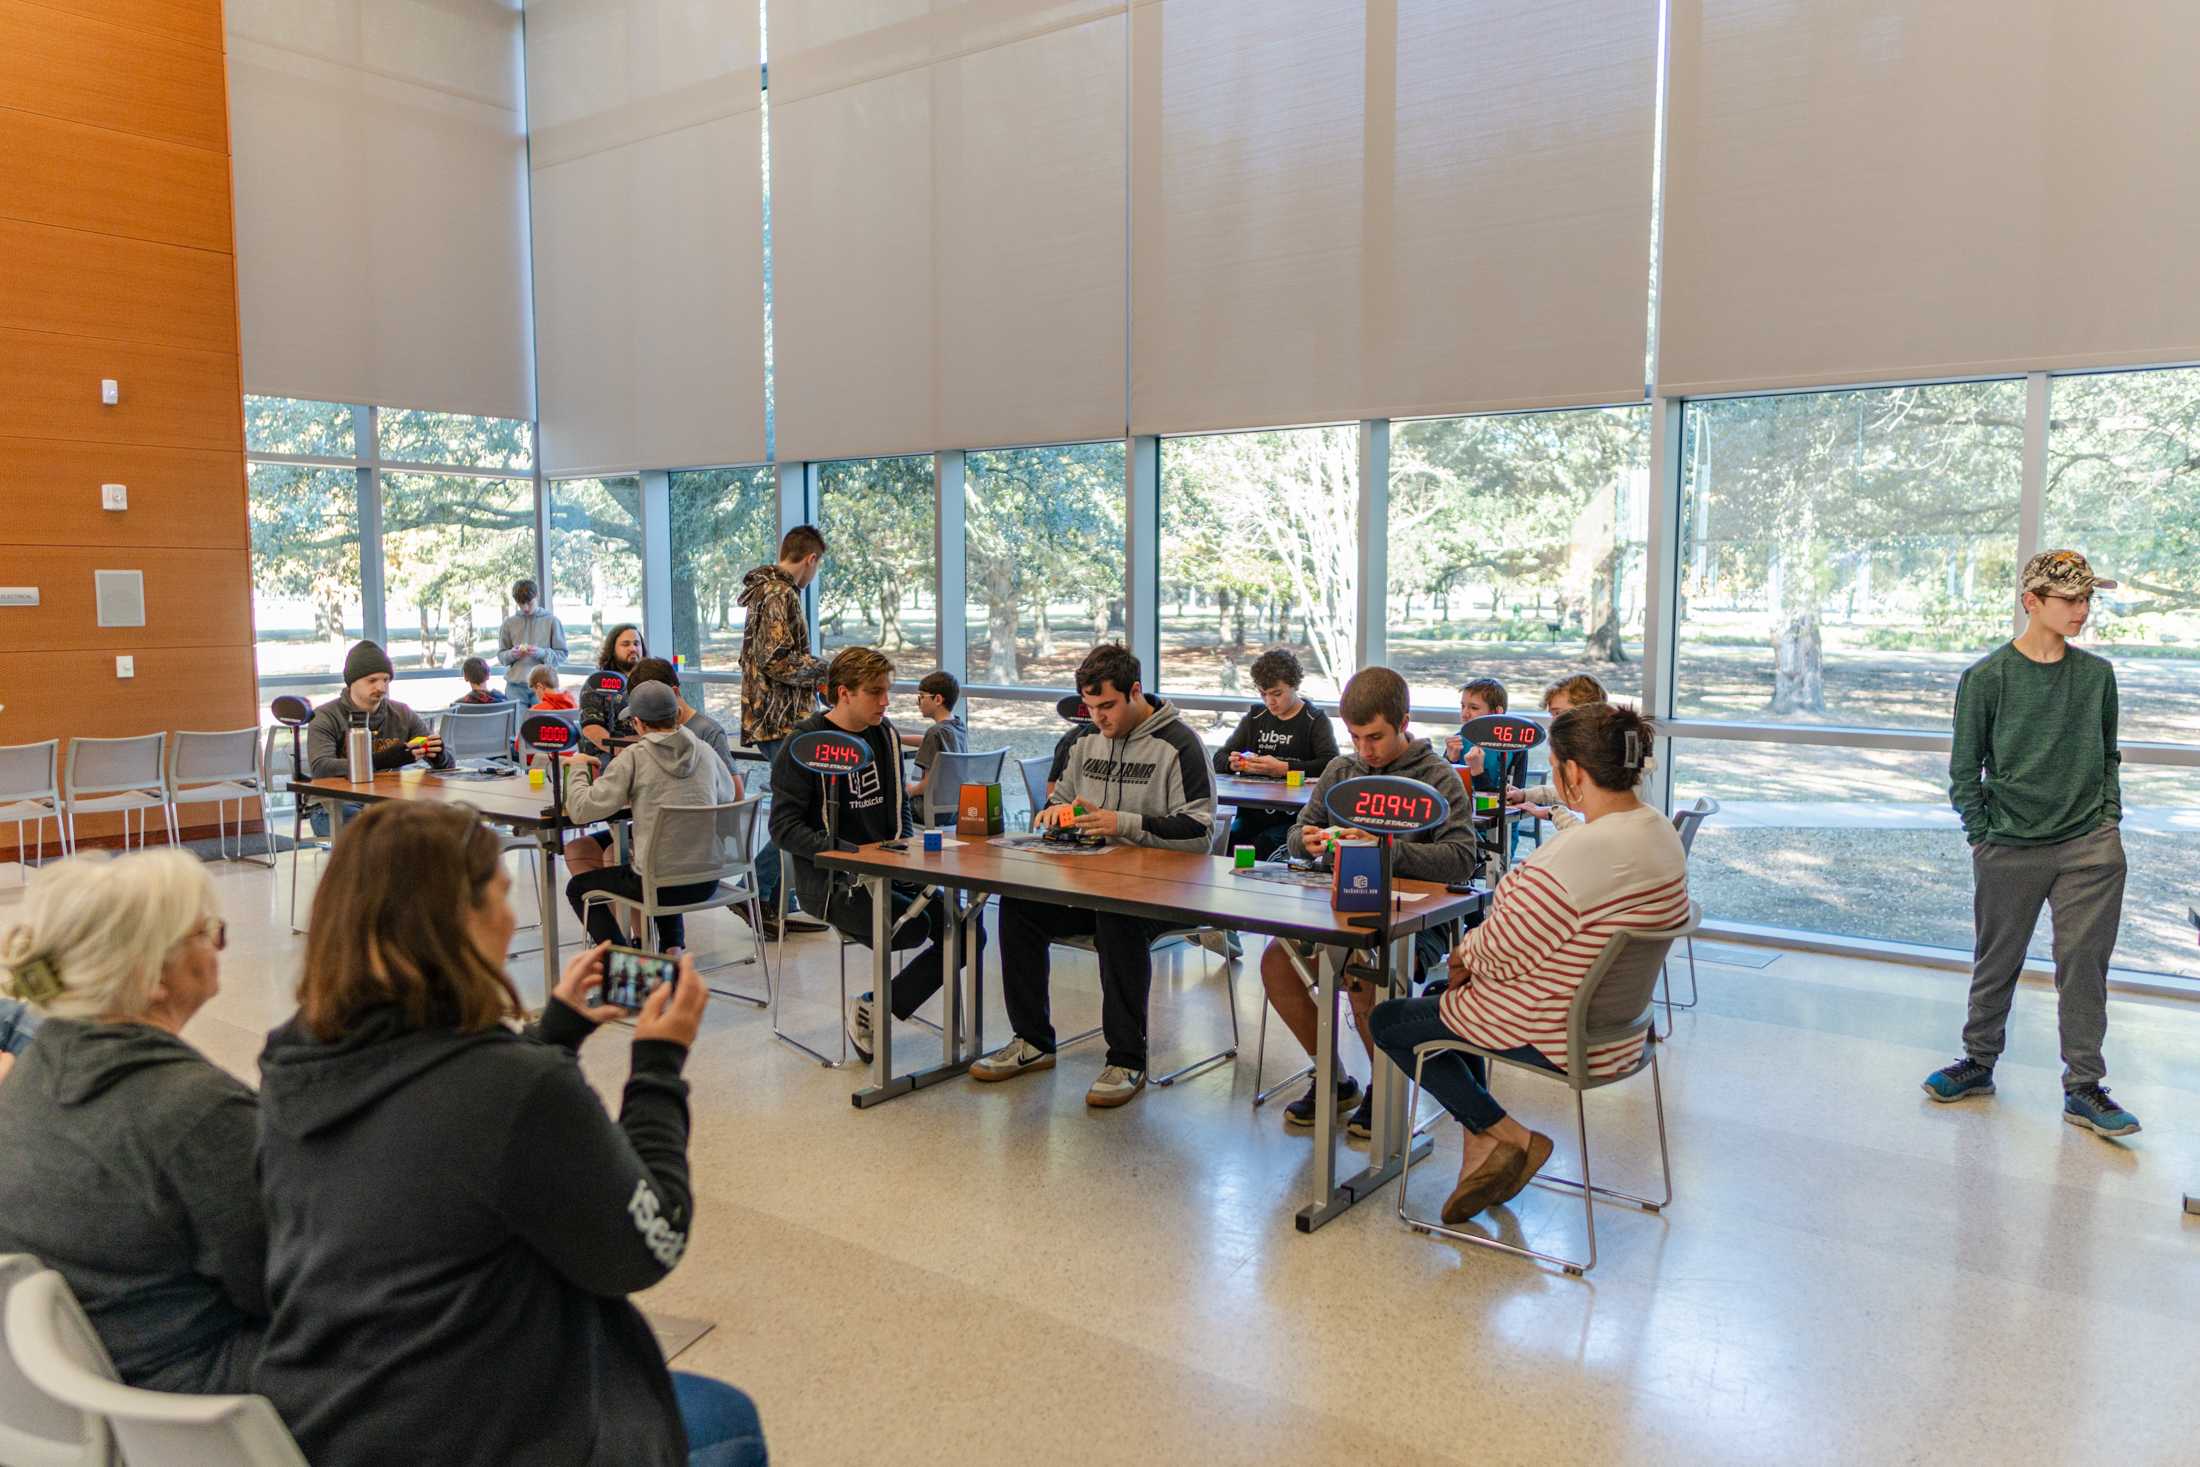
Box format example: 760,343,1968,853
1212,701,1339,774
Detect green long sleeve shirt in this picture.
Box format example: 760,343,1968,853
1948,641,2122,846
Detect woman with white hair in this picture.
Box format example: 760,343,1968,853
0,848,268,1394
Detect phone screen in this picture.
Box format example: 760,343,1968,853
600,945,678,1011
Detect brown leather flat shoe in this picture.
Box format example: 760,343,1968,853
1492,1130,1555,1208
1441,1141,1527,1225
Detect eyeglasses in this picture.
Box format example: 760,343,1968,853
195,918,227,951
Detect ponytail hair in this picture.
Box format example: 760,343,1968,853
1546,702,1654,794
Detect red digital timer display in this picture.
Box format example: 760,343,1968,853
1353,790,1435,822
814,741,860,765
536,725,571,745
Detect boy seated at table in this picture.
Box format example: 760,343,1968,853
453,656,508,704
1212,647,1339,860
903,671,968,815
970,644,1217,1109
303,640,452,834
527,665,577,710
1507,672,1607,829
769,648,980,1065
562,679,738,955
1442,676,1527,802
1258,666,1476,1137
629,657,742,791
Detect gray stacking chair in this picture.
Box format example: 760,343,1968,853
1016,755,1051,830
1659,798,1720,1033
577,797,771,1008
1,1252,113,1467
1397,901,1700,1276
0,740,67,882
166,729,271,865
438,702,519,764
918,746,1007,827
6,1266,304,1466
62,734,170,851
259,726,331,934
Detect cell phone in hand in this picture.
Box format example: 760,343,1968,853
600,945,678,1011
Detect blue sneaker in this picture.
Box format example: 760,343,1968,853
2063,1084,2141,1138
1922,1057,1995,1102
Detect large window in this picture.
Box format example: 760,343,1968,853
669,467,779,722
378,408,534,471
817,455,938,670
548,478,645,656
246,463,362,682
959,695,1073,828
1159,425,1360,702
1388,406,1650,709
2043,367,2200,746
965,442,1126,687
244,394,354,458
380,473,538,676
1676,382,2026,729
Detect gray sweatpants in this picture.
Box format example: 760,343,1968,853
1962,824,2126,1090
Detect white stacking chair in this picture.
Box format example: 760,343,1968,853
1397,902,1699,1276
166,730,271,865
0,1254,114,1467
259,727,329,934
438,702,519,764
0,740,68,883
62,734,171,852
579,797,772,1009
1658,798,1720,1032
5,1267,304,1467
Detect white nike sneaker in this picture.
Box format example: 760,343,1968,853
1086,1065,1147,1108
845,996,874,1065
969,1037,1056,1083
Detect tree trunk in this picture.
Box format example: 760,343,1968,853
1769,610,1825,714
418,605,437,668
878,585,904,650
450,602,476,661
1035,599,1054,659
985,564,1020,682
1585,543,1629,664
1089,596,1109,642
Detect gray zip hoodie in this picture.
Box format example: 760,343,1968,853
1287,735,1478,885
1046,697,1216,853
565,724,737,877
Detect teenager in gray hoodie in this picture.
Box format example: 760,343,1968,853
563,679,739,952
496,577,567,699
970,645,1216,1108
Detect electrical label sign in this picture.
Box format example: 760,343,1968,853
789,728,872,774
1324,775,1449,836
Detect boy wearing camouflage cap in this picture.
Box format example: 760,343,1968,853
1924,551,2138,1138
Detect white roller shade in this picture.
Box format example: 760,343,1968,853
524,0,765,474
770,3,1128,461
1128,0,1658,437
226,0,535,422
1659,0,2200,396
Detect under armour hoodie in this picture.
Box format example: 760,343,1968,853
254,1001,695,1467
1045,697,1216,853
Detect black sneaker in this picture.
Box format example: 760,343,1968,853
1345,1090,1375,1140
782,912,829,935
1282,1072,1362,1130
732,906,782,942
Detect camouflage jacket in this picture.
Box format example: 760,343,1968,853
739,565,826,744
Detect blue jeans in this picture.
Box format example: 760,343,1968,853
753,738,785,909
1369,996,1552,1134
673,1372,767,1467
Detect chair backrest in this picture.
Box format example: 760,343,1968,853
439,703,518,762
0,1256,116,1467
63,735,165,798
0,741,62,804
1208,816,1232,856
1017,756,1051,821
921,747,1008,825
1671,796,1720,855
168,729,261,791
640,797,762,897
1564,900,1702,1080
7,1269,303,1467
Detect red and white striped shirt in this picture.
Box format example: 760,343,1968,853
1438,804,1690,1077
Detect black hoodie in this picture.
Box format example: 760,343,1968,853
0,1017,266,1394
254,1000,695,1467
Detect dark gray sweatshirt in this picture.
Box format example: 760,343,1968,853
1287,735,1479,885
0,1017,267,1394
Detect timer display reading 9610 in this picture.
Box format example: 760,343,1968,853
1461,713,1547,752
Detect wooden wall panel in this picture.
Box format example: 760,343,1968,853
0,329,244,452
0,0,228,152
26,0,222,53
0,643,259,858
0,440,245,550
0,546,253,649
0,219,238,353
0,110,233,252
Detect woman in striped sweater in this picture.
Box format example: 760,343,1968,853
1371,701,1689,1225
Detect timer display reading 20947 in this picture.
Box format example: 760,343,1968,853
1353,791,1436,823
1324,774,1451,836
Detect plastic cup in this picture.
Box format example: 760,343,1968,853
923,829,943,853
1285,769,1303,788
399,764,426,781
1233,845,1256,869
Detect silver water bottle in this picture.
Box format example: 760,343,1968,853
346,713,373,783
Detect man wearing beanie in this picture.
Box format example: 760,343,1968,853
304,641,452,834
562,678,738,952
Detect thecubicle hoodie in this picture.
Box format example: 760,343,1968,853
254,1001,694,1467
770,709,909,918
1046,698,1216,853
